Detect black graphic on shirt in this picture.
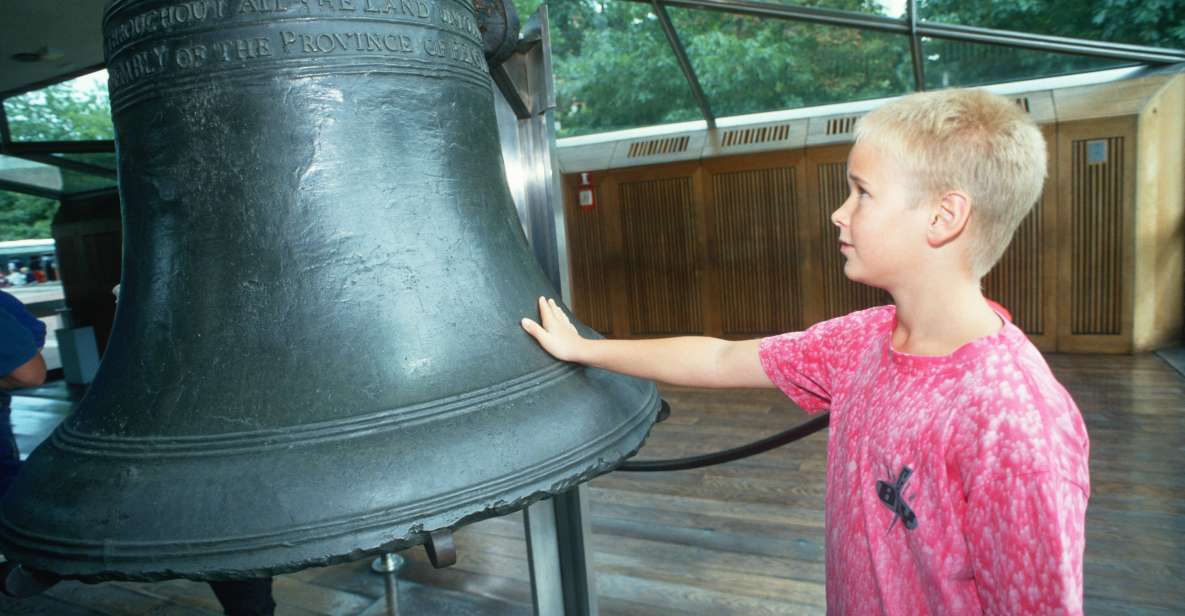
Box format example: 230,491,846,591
877,466,918,531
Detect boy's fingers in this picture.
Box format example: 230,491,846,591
548,298,571,325
521,317,548,339
537,296,553,329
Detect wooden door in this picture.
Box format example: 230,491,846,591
982,124,1059,351
1055,117,1137,353
802,144,889,325
702,151,807,338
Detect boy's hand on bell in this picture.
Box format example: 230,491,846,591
521,296,587,362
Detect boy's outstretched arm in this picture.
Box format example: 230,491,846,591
521,296,775,389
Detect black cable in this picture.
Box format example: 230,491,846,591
618,411,830,472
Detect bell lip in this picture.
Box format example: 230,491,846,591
0,382,660,583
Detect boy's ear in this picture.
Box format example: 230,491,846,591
926,191,971,247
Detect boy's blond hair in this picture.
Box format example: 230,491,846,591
854,89,1047,278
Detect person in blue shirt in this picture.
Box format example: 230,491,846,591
0,290,46,497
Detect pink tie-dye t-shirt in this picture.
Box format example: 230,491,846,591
759,306,1089,615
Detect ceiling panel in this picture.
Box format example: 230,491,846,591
0,2,107,97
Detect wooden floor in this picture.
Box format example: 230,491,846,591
1,353,1182,615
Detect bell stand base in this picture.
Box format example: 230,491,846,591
364,486,595,616
0,561,60,599
365,558,535,616
370,553,403,616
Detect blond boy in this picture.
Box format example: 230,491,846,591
522,89,1089,614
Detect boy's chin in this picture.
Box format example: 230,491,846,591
842,263,882,289
842,262,867,283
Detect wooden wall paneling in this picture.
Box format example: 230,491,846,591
612,162,704,337
602,173,631,338
1055,116,1137,353
1037,124,1061,351
1132,74,1185,350
1052,74,1172,123
803,144,887,324
800,146,840,325
52,192,123,354
561,173,615,335
703,151,806,337
693,165,722,338
561,105,1152,353
788,150,816,332
982,124,1058,352
797,147,831,327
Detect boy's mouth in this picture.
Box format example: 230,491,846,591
839,240,854,252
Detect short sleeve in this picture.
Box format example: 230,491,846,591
757,307,888,414
949,357,1090,615
965,472,1087,615
0,290,45,348
0,309,38,377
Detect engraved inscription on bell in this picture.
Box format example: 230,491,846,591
106,0,487,95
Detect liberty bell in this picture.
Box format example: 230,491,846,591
0,0,659,581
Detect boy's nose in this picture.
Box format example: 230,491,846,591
831,200,850,228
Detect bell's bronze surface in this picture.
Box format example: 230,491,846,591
0,0,659,582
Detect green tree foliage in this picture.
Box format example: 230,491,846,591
920,0,1185,49
917,0,1183,88
512,0,909,136
3,77,113,142
668,2,911,118
0,75,110,240
512,0,1184,137
0,192,57,241
513,1,703,135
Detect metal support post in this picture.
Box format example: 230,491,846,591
493,6,597,615
907,0,926,91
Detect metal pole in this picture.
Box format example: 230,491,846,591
370,553,404,616
0,103,11,150
907,0,925,91
916,21,1185,64
651,0,716,129
0,179,63,200
495,6,597,615
523,500,566,616
8,153,117,178
638,0,1185,65
650,0,908,33
4,140,116,154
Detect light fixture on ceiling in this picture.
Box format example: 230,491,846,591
10,46,65,63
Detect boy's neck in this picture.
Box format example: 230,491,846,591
889,279,1004,356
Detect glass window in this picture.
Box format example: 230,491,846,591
3,70,113,142
668,6,914,118
918,0,1185,50
523,1,704,137
921,38,1137,89
752,0,905,18
0,193,58,243
49,152,117,171
0,155,117,196
0,249,65,369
